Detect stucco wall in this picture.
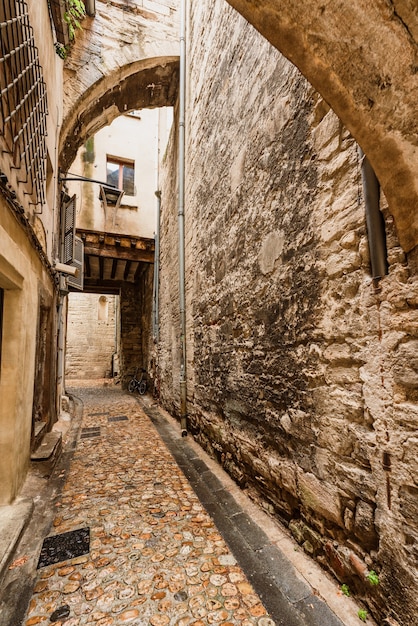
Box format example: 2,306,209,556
0,0,63,505
68,108,172,239
156,1,418,624
0,197,56,504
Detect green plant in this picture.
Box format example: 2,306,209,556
366,570,379,586
64,0,86,42
341,584,350,597
358,609,368,622
55,42,67,60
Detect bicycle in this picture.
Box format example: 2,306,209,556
127,367,147,395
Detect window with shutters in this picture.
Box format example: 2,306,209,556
61,194,76,264
0,0,48,208
60,195,83,291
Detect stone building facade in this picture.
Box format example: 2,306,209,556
0,1,66,505
66,293,118,379
65,109,172,381
155,1,418,624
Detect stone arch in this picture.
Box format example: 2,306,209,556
226,0,418,252
59,0,180,171
60,56,179,172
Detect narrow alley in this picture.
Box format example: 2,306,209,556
1,1,418,625
1,383,359,626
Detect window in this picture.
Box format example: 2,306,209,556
106,157,135,196
61,194,76,264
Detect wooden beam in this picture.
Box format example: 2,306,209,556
124,260,132,281
99,256,104,281
84,245,154,264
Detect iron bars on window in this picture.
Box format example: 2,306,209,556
0,0,48,210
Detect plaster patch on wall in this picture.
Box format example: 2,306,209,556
259,230,285,275
230,147,246,193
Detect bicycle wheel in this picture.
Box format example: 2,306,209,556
128,379,136,393
138,380,147,395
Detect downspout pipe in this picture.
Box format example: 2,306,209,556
359,147,388,282
178,0,188,436
84,0,96,17
152,190,161,342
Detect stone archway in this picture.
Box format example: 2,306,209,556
59,0,180,172
60,56,179,172
226,0,418,252
61,1,418,251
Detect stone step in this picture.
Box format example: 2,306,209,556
31,431,62,474
32,421,47,452
0,497,34,586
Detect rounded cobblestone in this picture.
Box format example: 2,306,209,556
23,384,272,625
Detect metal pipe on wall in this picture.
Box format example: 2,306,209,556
152,190,161,342
359,147,388,281
178,0,188,436
84,0,96,16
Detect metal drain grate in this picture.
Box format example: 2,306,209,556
37,527,90,568
108,415,128,422
80,426,101,439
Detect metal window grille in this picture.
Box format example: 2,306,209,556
0,0,48,208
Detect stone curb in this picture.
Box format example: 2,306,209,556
139,399,346,626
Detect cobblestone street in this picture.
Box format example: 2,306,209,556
23,384,275,626
16,383,355,626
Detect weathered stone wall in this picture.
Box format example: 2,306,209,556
120,266,154,383
66,293,118,378
225,0,418,253
66,267,154,384
157,1,418,624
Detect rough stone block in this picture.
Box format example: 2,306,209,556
354,500,377,547
392,340,418,389
325,366,361,385
399,484,418,526
268,456,298,497
298,471,343,527
325,251,361,278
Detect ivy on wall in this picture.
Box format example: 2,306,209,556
65,0,86,41
54,0,86,59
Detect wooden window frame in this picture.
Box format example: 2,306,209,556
106,156,135,197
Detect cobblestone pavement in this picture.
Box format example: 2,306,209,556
23,384,275,626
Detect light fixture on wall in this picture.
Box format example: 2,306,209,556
59,172,125,209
